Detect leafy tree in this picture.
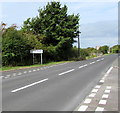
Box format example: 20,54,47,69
111,45,120,53
99,45,109,54
22,1,80,61
2,27,31,66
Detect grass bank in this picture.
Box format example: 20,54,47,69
1,61,72,71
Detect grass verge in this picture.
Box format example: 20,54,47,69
1,61,72,72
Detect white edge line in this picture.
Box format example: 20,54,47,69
11,78,48,93
106,67,113,74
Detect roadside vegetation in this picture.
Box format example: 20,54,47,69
1,1,120,71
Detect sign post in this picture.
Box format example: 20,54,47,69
30,49,43,64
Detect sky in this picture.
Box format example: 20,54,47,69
0,1,118,48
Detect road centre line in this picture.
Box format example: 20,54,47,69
11,78,48,93
79,65,85,69
58,69,75,76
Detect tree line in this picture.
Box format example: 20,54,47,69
1,1,119,66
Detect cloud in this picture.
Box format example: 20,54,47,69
76,20,118,48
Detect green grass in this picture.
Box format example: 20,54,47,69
1,61,72,71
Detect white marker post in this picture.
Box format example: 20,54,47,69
30,49,43,64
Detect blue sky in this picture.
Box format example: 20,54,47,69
0,1,118,48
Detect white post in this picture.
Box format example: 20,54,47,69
33,53,34,64
41,53,42,64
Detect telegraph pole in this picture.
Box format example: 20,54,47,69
77,24,81,57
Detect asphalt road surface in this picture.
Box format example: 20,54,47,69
2,54,118,111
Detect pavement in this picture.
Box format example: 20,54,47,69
1,54,119,111
74,57,119,112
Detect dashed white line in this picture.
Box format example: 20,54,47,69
24,71,27,74
13,73,16,76
104,89,111,93
95,85,101,89
99,100,107,105
95,107,104,111
89,93,96,97
99,80,104,83
11,78,48,93
84,98,92,104
90,62,95,64
96,59,100,62
6,75,10,77
33,69,36,72
58,69,75,76
37,69,40,71
29,70,32,73
18,73,22,75
92,89,98,93
106,86,111,89
78,105,88,111
102,94,109,98
84,64,88,67
79,65,84,69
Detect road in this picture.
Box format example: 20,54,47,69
2,54,118,111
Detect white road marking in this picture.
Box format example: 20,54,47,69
84,64,88,67
78,105,88,111
99,100,107,105
79,65,84,69
106,67,113,74
58,69,75,76
33,69,36,71
92,89,98,93
104,89,111,93
89,93,96,97
13,73,16,76
84,98,92,104
11,78,48,93
99,80,104,83
106,86,111,89
0,76,4,78
18,73,22,75
102,77,106,80
4,76,9,79
104,74,108,77
95,107,104,111
90,62,95,64
24,71,27,74
95,85,101,89
101,58,104,60
96,59,100,62
102,94,109,98
29,70,32,73
6,75,10,77
37,69,40,71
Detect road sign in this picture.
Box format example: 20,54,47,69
30,49,43,54
30,49,43,64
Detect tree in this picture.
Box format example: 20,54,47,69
2,27,31,66
99,45,109,54
111,45,120,53
22,1,80,61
